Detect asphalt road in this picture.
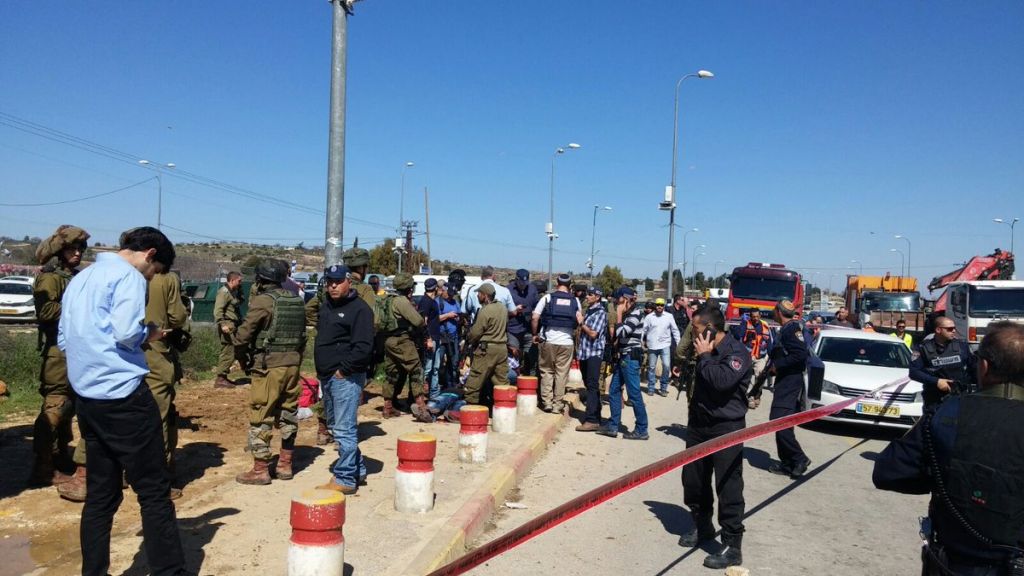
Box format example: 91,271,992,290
468,382,928,575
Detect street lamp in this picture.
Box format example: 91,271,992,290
138,159,176,230
665,69,714,301
398,161,414,272
588,205,612,284
890,248,905,277
680,227,699,295
548,142,581,290
850,259,863,275
994,218,1019,262
894,234,912,279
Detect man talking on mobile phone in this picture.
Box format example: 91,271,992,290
676,305,751,569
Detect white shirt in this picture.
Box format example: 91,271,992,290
531,291,581,346
642,311,680,351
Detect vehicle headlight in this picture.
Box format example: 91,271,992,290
822,379,840,394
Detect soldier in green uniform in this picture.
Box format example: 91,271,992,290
214,271,244,388
30,225,90,495
234,259,307,485
142,271,189,498
462,283,510,406
381,273,427,418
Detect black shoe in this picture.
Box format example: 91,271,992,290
790,458,811,478
703,545,742,569
595,427,618,439
678,523,715,547
768,462,792,476
623,430,649,440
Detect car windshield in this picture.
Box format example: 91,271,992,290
817,337,911,368
730,277,796,302
0,283,32,295
861,293,920,312
969,286,1024,317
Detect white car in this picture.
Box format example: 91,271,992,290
803,328,923,429
0,276,36,322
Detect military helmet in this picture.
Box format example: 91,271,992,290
255,258,289,284
342,247,370,267
35,224,90,265
393,273,416,291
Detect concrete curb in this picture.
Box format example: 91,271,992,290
394,410,568,575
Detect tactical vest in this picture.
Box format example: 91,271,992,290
258,289,306,353
920,339,971,385
928,394,1024,557
541,292,578,330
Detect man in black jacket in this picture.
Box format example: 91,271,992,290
678,306,751,570
313,265,374,494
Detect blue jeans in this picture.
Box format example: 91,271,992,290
606,355,648,435
646,347,672,392
321,373,367,489
423,345,444,400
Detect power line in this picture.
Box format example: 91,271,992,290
0,177,155,207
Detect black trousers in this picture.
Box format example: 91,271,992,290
580,357,603,424
682,419,745,545
76,385,185,576
770,376,809,468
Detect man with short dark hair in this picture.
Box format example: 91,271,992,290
59,226,187,576
532,273,583,413
768,299,811,478
874,321,1024,575
314,265,374,494
910,316,977,412
679,306,750,569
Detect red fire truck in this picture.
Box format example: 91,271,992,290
725,262,804,322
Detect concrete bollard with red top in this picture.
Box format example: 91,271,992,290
458,405,489,463
395,433,436,513
516,375,538,415
287,489,346,576
492,385,518,434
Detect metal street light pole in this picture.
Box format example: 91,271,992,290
680,227,698,295
890,248,905,277
547,142,581,290
588,205,612,285
398,161,414,273
665,69,714,301
323,0,354,267
138,160,176,231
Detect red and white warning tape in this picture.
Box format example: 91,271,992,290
426,376,911,576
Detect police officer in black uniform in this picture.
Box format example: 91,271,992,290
873,321,1024,576
679,306,751,570
767,298,812,478
910,315,978,413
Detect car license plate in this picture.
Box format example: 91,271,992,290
856,402,900,418
0,309,17,315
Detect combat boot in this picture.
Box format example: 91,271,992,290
276,449,294,480
382,399,400,419
235,458,272,485
56,466,87,502
316,418,332,445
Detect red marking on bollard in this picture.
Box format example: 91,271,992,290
517,376,538,396
460,405,489,434
493,386,517,409
290,490,345,546
397,433,437,473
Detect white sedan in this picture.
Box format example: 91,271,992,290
0,276,36,322
803,328,923,429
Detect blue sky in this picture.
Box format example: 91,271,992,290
1,1,1021,289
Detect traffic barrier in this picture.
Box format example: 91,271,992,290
492,385,518,434
287,488,345,576
459,405,489,463
395,433,436,513
426,376,911,576
516,376,538,415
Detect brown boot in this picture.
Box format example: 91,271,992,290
316,419,332,445
276,449,294,480
214,375,234,389
235,459,272,485
56,466,87,502
382,399,400,419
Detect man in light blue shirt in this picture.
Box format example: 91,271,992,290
58,226,187,576
462,266,516,321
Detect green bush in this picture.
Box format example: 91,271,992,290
0,330,43,419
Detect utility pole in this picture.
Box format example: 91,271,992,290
324,0,357,267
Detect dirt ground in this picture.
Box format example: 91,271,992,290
0,375,387,576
